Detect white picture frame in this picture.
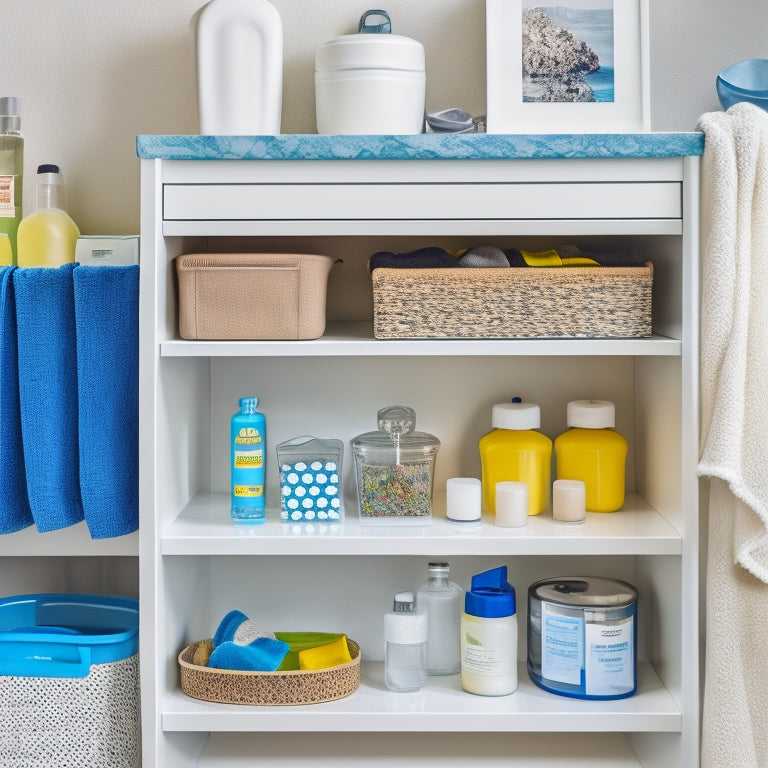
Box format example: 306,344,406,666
486,0,650,133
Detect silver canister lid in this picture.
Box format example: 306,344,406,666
529,577,637,608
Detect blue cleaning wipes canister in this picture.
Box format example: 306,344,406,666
231,396,266,523
527,576,638,700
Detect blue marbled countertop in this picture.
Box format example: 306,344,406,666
136,132,704,161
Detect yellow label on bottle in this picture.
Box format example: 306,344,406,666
235,450,262,468
233,485,263,498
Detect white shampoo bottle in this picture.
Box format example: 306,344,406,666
195,0,283,135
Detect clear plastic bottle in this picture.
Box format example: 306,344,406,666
384,591,427,692
230,396,266,523
478,397,552,516
460,565,517,696
554,400,628,512
16,164,80,268
0,97,23,264
416,561,463,675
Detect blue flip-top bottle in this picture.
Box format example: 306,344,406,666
231,396,266,523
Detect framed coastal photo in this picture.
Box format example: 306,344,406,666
486,0,650,133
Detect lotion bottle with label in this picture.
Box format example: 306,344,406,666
195,0,283,135
461,565,517,696
231,396,266,523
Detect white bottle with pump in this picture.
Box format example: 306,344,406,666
460,565,518,696
384,591,427,692
195,0,283,135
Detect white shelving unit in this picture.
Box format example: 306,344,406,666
138,134,702,768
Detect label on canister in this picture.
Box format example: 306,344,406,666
541,602,584,686
584,614,634,696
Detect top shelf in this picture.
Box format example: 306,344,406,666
136,133,704,162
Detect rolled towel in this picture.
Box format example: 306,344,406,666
208,637,290,672
369,247,459,271
458,245,509,268
0,267,33,533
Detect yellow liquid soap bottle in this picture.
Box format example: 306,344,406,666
17,164,80,267
554,399,628,512
478,397,552,517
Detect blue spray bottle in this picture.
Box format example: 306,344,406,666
231,396,266,523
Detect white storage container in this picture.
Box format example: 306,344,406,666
315,10,425,135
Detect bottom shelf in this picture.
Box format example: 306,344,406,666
163,660,680,733
195,732,643,766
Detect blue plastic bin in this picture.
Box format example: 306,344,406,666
0,593,138,677
0,593,140,768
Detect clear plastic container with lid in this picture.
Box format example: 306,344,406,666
351,405,439,525
554,400,628,512
478,397,552,516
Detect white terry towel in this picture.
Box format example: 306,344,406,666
697,102,768,768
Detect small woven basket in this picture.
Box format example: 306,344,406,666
372,264,653,339
178,639,361,706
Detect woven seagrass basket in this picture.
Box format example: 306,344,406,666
178,639,361,706
372,264,653,339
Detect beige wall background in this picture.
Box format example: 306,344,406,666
0,0,765,235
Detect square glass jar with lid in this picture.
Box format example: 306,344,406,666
351,406,440,525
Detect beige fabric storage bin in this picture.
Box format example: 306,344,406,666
372,264,653,339
176,253,333,340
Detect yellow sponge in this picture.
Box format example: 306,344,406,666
298,635,352,670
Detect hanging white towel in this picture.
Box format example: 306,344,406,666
697,101,768,768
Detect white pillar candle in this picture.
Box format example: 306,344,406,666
552,479,587,523
446,477,482,522
495,481,528,527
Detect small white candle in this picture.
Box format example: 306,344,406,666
446,477,482,522
495,481,528,527
553,479,587,523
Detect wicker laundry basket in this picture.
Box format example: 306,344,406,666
372,264,653,339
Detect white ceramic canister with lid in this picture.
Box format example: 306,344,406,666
315,10,426,135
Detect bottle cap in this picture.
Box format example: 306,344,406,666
385,591,428,644
567,400,615,429
552,479,587,523
0,97,21,134
446,477,481,521
492,397,541,430
494,481,528,527
239,396,260,414
464,565,516,618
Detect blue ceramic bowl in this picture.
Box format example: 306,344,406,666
717,59,768,111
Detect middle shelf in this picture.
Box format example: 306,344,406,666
162,491,682,557
162,660,681,733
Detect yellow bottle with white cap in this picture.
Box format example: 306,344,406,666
478,397,552,517
16,164,79,268
554,399,628,512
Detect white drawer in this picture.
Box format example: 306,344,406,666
163,181,681,222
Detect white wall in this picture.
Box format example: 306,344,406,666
0,0,766,235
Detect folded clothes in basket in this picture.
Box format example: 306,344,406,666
0,267,34,534
369,245,647,270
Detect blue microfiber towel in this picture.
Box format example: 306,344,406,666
0,267,34,533
73,265,139,538
14,264,84,532
208,637,290,672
